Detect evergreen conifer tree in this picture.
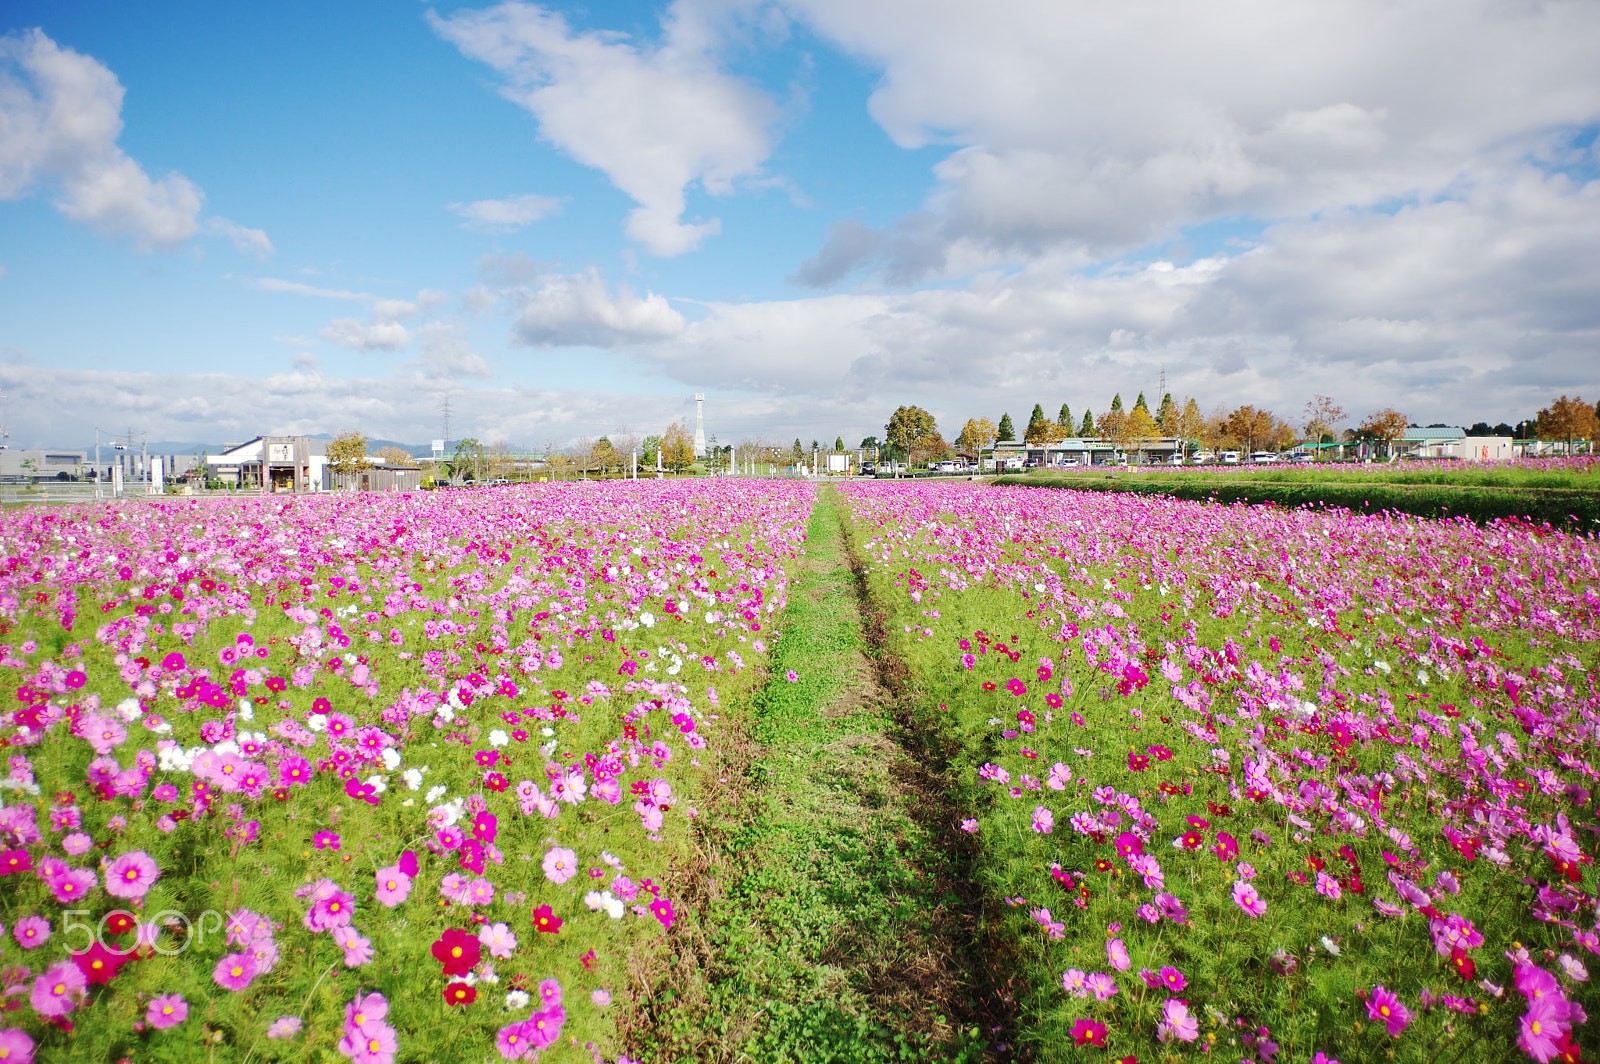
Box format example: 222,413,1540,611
1057,403,1072,431
998,413,1016,441
1080,410,1096,436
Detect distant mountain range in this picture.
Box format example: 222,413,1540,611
77,433,436,457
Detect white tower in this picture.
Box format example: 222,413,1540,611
693,393,706,457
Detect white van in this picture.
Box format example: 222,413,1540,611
1249,451,1277,464
1220,451,1241,465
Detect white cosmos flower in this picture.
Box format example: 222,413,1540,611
488,729,509,747
425,784,448,803
402,768,424,791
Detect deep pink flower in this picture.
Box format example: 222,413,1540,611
431,929,481,975
1070,1018,1107,1046
1366,985,1411,1037
13,915,49,950
1233,880,1267,917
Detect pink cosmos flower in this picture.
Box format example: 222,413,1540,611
523,1006,565,1050
496,1021,533,1060
479,923,518,959
538,978,563,1008
30,962,87,1018
1366,985,1411,1037
649,897,677,929
344,990,390,1033
1085,972,1118,1000
213,952,258,992
45,867,96,905
337,1020,398,1064
0,1030,35,1064
1232,880,1267,917
267,1016,303,1039
785,670,799,682
62,833,92,856
146,993,188,1030
1106,938,1131,970
374,866,412,908
13,915,49,950
1518,998,1570,1062
1159,966,1188,992
1315,871,1343,901
1156,998,1200,1043
542,846,578,885
105,850,160,900
465,878,496,906
307,890,357,931
333,926,374,967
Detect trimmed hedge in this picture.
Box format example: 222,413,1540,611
992,474,1600,531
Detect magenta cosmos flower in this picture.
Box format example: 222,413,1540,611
30,962,86,1018
105,850,160,900
13,915,49,950
213,952,258,992
1232,880,1267,917
1366,985,1411,1037
146,993,189,1030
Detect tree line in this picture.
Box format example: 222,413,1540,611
881,392,1599,466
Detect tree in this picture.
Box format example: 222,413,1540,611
1156,393,1174,427
956,417,998,453
997,413,1016,442
1098,406,1131,455
1357,408,1409,459
1125,405,1160,462
1057,404,1072,432
1468,422,1493,437
642,435,662,468
791,439,804,462
1133,392,1149,415
327,431,371,485
1536,395,1598,455
1110,393,1124,413
1171,398,1205,456
1223,406,1276,452
885,405,942,469
834,436,844,452
591,437,619,474
376,445,411,466
1079,409,1096,437
449,437,485,482
661,422,695,473
1024,403,1065,446
1301,395,1347,455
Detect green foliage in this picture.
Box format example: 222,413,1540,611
997,414,1016,442
996,470,1600,529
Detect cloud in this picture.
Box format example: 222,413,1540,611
631,167,1600,425
432,2,778,256
448,192,563,231
781,0,1600,282
320,318,412,352
0,28,203,249
409,320,492,379
291,352,321,374
509,268,685,347
204,216,273,259
0,359,731,451
253,277,371,300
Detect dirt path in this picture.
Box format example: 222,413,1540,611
627,489,994,1063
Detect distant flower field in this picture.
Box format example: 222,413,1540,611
0,481,811,1063
838,481,1598,1062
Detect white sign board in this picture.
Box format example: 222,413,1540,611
112,466,124,497
432,439,445,455
826,454,848,473
268,443,294,462
151,457,164,494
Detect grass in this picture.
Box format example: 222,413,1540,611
996,467,1600,529
635,492,985,1063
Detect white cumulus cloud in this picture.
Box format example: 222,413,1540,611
432,2,778,256
204,217,274,259
0,28,207,250
320,318,413,352
509,268,686,347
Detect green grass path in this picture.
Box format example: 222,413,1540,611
634,491,984,1063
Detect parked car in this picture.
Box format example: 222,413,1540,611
1220,451,1241,465
1291,452,1315,463
1249,451,1277,464
1189,451,1215,464
1061,457,1080,468
1165,453,1185,466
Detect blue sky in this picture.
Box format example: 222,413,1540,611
2,0,1597,450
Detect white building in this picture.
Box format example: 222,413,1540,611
207,437,420,492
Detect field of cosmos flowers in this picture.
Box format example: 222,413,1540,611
836,476,1598,1062
0,481,809,1063
0,471,1595,1063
